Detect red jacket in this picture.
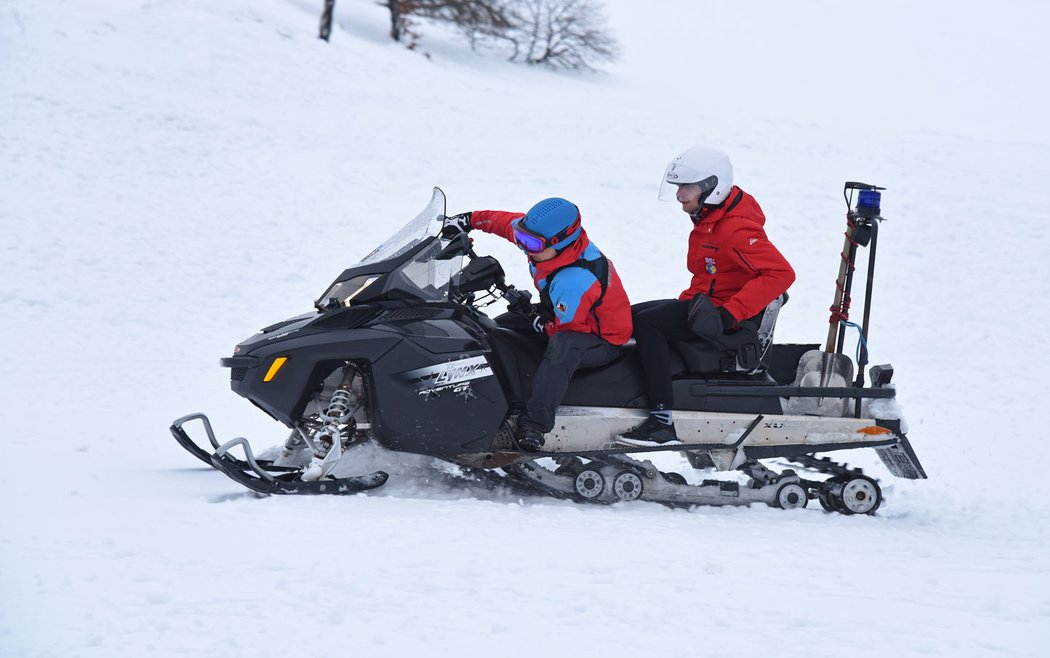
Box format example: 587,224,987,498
472,210,633,345
679,186,795,322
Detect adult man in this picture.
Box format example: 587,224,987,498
444,198,632,451
620,147,795,446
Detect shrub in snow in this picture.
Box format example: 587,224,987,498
376,0,619,72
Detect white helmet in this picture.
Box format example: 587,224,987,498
658,146,734,206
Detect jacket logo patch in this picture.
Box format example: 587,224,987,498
705,257,717,275
556,302,567,313
749,238,758,246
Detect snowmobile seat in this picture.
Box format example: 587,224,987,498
671,294,788,375
486,316,686,409
487,318,791,413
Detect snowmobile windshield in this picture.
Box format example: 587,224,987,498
382,238,464,302
315,188,464,308
357,188,447,265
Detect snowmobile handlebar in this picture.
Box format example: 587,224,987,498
502,286,534,315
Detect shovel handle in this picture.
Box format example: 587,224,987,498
826,222,857,352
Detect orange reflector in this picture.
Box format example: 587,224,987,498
263,357,288,382
857,425,892,435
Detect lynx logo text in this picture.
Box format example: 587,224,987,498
401,356,493,400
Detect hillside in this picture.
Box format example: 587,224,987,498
2,1,1048,656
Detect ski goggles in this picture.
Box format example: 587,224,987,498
512,215,581,253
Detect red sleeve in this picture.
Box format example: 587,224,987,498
721,224,795,321
470,210,524,245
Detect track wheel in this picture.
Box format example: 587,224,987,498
775,482,809,509
837,476,882,515
817,476,846,513
574,469,605,500
613,470,642,501
818,487,838,512
662,471,688,485
613,471,643,501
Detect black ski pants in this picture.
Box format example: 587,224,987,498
525,330,621,432
497,313,621,433
631,299,695,410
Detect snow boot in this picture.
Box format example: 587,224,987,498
618,414,681,447
516,420,546,452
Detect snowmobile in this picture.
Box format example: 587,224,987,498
171,186,926,514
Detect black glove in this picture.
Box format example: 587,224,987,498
687,293,720,339
718,307,738,333
440,211,473,239
503,287,534,316
529,303,554,334
535,302,555,324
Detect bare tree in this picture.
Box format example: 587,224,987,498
418,0,512,34
378,0,407,41
503,0,619,71
379,1,511,44
378,0,619,72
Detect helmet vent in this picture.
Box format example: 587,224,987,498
523,197,580,240
528,199,564,224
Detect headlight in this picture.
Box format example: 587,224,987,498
319,275,379,310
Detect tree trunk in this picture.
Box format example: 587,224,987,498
385,1,405,41
319,0,336,41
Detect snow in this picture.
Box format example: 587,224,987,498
2,0,1049,655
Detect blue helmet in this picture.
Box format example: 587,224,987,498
519,198,582,251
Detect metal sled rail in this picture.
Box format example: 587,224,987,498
211,438,388,495
170,413,300,473
170,413,388,495
170,413,223,467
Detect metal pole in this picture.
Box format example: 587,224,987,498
858,219,879,378
853,219,880,416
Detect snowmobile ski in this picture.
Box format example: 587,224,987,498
211,445,388,496
170,413,387,496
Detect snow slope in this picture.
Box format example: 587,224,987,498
2,0,1049,656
